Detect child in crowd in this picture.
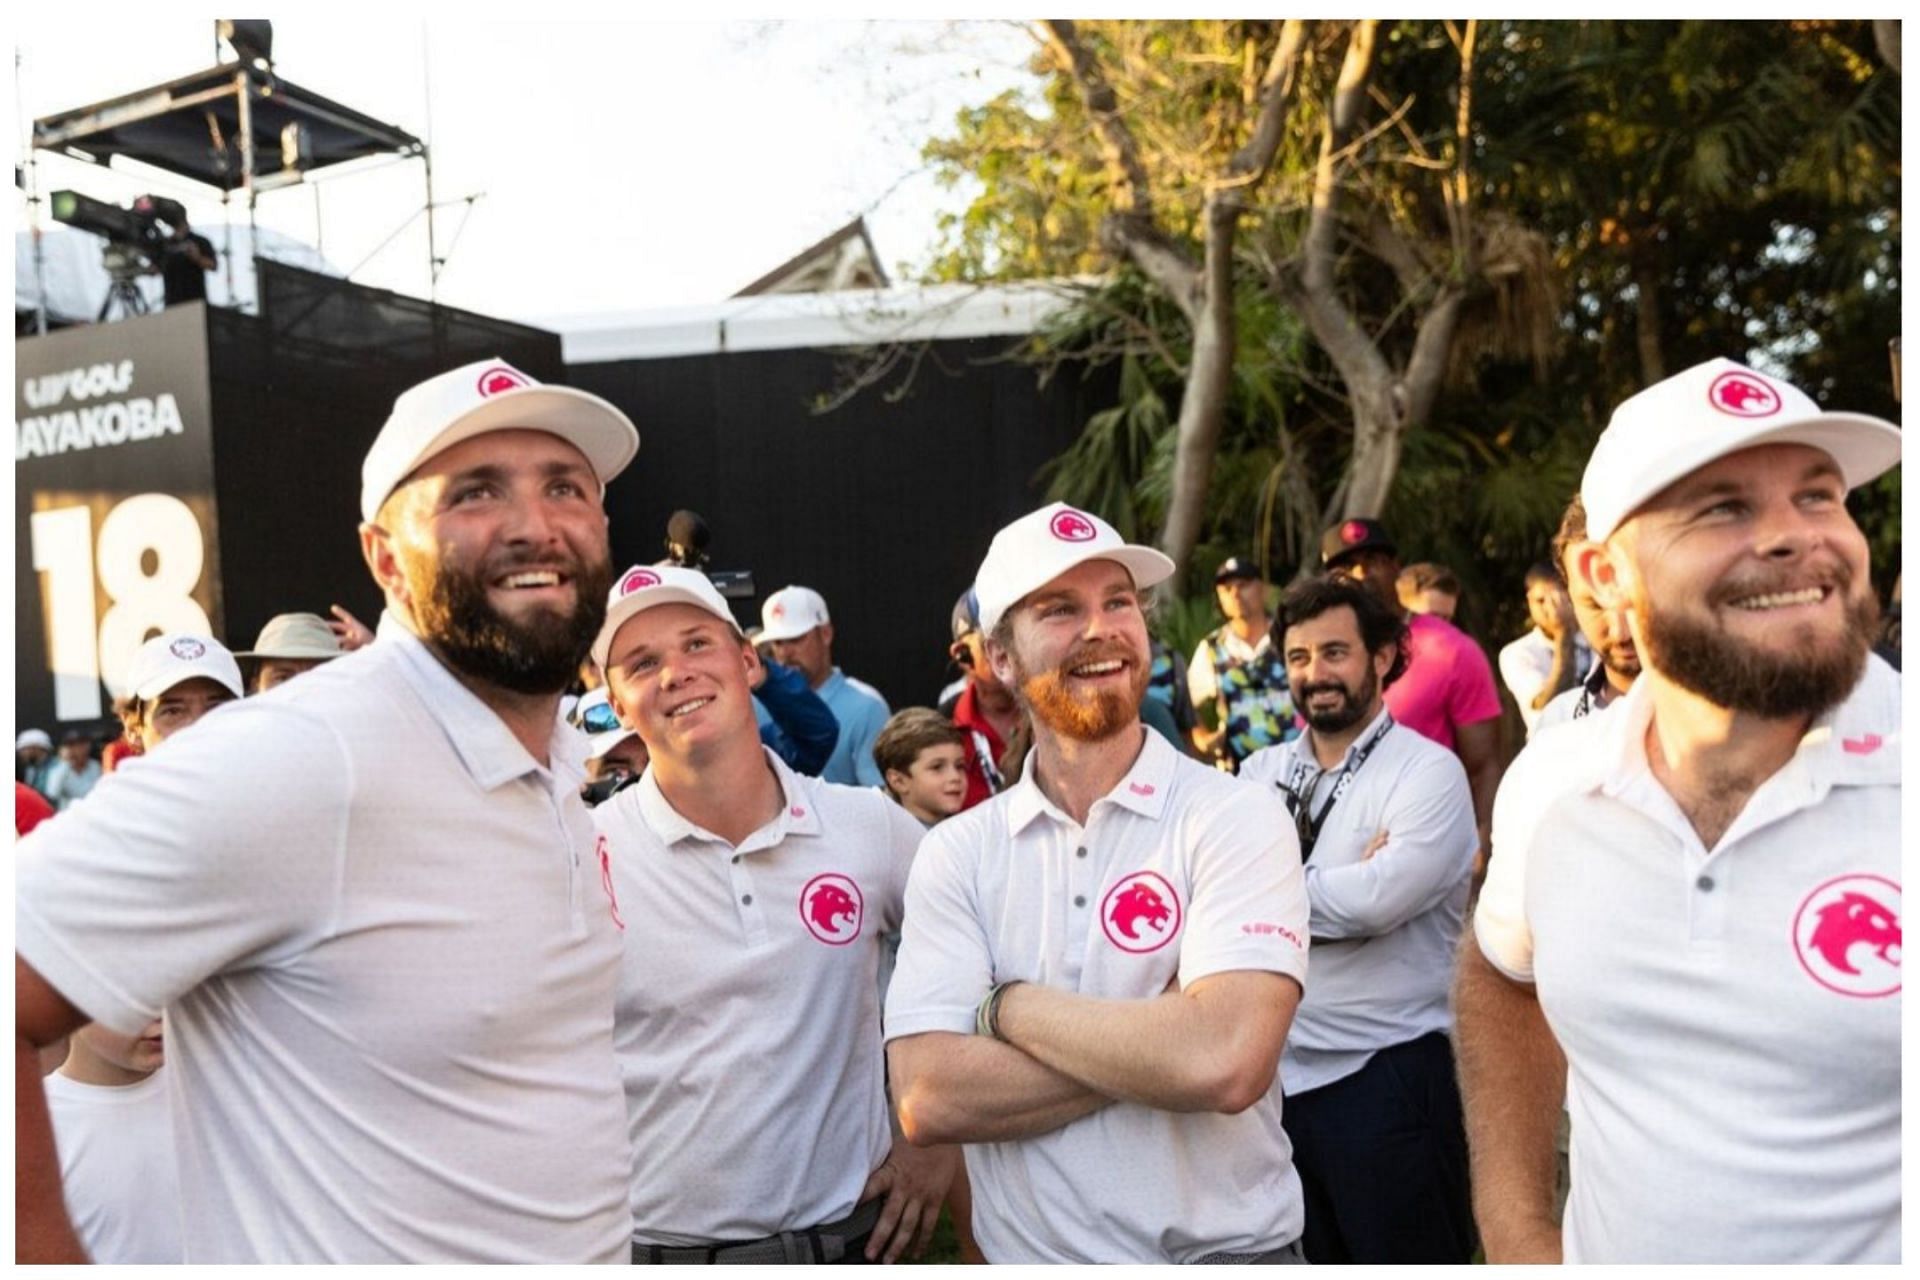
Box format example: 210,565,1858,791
45,632,243,1263
45,1020,177,1262
872,708,969,827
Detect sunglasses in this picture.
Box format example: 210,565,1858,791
574,700,624,735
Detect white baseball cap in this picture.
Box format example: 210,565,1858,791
590,564,742,670
757,586,831,643
127,634,245,702
974,502,1176,636
571,688,639,760
235,612,343,661
1582,358,1902,542
359,358,640,523
15,729,52,752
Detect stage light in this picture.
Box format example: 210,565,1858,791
217,19,274,68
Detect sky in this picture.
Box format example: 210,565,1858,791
13,14,1042,326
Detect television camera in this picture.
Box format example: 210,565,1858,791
49,190,204,319
662,509,755,601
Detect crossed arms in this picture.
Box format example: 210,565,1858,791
889,969,1300,1147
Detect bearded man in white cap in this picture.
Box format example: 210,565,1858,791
1456,358,1901,1264
885,503,1312,1264
590,565,956,1264
16,358,641,1262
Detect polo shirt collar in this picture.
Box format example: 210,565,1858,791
1004,725,1171,834
632,746,825,850
1594,651,1902,801
378,611,578,791
817,668,846,700
1279,705,1394,777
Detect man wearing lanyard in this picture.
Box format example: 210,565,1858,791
1241,577,1479,1263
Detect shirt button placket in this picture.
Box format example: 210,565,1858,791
730,850,767,945
1689,855,1730,943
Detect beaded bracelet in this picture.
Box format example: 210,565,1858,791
974,980,1025,1042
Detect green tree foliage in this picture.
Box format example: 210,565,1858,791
922,18,1901,638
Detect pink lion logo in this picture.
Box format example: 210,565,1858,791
1049,509,1097,542
476,366,531,397
799,874,863,946
1809,892,1901,975
620,568,661,595
1100,872,1183,954
1110,884,1170,940
1792,874,1900,998
1707,371,1781,418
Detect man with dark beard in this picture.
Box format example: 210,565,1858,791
16,358,640,1263
1457,358,1901,1265
1238,579,1477,1263
885,503,1311,1264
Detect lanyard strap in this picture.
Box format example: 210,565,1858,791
1279,712,1395,860
969,727,1005,794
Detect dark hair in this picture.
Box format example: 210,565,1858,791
1524,561,1562,590
1549,492,1588,581
873,707,966,781
1396,561,1460,596
1271,576,1410,689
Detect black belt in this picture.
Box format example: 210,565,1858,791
631,1198,883,1265
1191,1237,1308,1264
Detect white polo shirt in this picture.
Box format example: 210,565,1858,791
594,750,921,1244
884,728,1310,1264
1498,627,1592,733
16,616,633,1263
1475,656,1900,1263
1240,709,1476,1094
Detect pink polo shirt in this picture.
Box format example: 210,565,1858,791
1383,612,1501,752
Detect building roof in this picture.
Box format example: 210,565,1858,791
732,217,889,297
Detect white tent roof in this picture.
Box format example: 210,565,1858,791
541,279,1093,364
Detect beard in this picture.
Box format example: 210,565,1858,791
1292,663,1380,736
410,547,613,695
1010,639,1146,743
1638,568,1878,720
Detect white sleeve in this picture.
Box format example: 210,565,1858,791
883,823,993,1041
877,797,928,934
1472,746,1555,983
1497,635,1547,716
1177,784,1309,991
14,702,351,1034
1187,640,1219,708
1306,751,1476,940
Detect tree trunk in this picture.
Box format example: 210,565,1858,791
1041,18,1306,596
1158,197,1239,591
1633,252,1665,384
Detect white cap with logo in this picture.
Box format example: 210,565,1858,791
973,502,1176,636
359,357,641,523
590,564,742,670
127,633,246,702
757,586,831,644
1581,358,1902,543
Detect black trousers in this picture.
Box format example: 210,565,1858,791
1281,1031,1474,1264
